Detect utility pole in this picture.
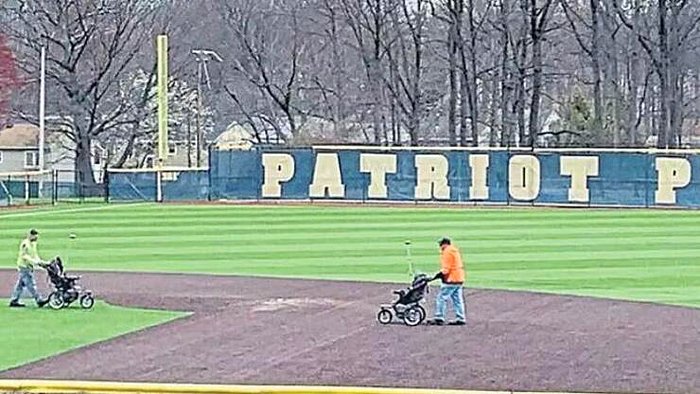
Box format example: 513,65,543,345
38,45,46,199
38,46,45,171
191,49,222,167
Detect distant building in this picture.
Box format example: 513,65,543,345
115,139,209,169
0,123,104,182
213,124,255,151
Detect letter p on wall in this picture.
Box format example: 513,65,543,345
262,153,295,198
655,157,691,205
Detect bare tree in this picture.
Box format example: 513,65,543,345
4,0,159,186
561,0,604,141
527,0,555,147
219,0,310,143
443,0,463,145
0,33,21,124
340,0,395,144
615,0,700,148
6,0,698,151
383,0,430,145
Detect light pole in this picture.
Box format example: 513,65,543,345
191,49,222,167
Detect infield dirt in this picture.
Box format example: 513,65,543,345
1,271,698,393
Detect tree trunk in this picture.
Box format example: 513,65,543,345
500,0,512,147
459,70,469,146
527,0,546,148
515,0,528,147
113,131,138,169
409,0,424,147
467,0,479,147
391,93,399,145
328,3,348,141
74,133,96,190
372,0,385,145
590,0,603,140
488,70,499,146
674,73,684,146
650,83,658,141
187,113,193,167
447,0,460,146
371,64,385,145
668,4,682,148
626,45,639,146
609,46,622,147
656,0,670,148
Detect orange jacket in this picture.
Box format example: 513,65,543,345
440,245,465,284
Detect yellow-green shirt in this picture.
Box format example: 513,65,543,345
17,239,40,270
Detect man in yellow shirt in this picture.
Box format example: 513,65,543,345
427,237,466,326
9,229,48,308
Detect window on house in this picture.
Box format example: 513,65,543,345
93,152,101,166
168,144,177,156
0,151,3,164
144,155,154,168
24,151,38,168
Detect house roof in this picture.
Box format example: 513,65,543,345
0,123,39,149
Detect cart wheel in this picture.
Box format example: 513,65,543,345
377,309,392,325
403,306,423,327
48,292,65,310
79,294,95,309
415,305,426,324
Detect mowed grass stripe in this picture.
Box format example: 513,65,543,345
26,237,700,255
4,228,695,247
7,203,700,222
4,204,699,226
30,243,700,263
3,222,695,241
6,212,700,230
88,204,700,218
1,205,698,308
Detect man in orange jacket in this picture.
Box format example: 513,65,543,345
427,237,466,326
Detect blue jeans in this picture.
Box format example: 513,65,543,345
435,284,466,322
10,268,43,304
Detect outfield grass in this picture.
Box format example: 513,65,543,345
1,203,699,308
0,301,184,371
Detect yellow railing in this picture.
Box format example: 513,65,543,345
0,380,599,394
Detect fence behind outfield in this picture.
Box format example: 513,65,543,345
7,147,700,209
105,167,210,202
207,147,700,209
0,169,107,207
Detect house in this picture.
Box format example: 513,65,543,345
0,123,41,173
116,139,209,169
0,123,104,182
213,124,255,150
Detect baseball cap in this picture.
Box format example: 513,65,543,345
29,229,39,235
437,237,451,246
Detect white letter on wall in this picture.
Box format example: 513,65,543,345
262,153,295,198
309,153,346,198
415,154,450,200
469,154,489,200
508,155,541,201
655,157,691,204
360,153,397,199
560,156,599,202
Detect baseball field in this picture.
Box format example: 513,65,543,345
1,203,699,393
